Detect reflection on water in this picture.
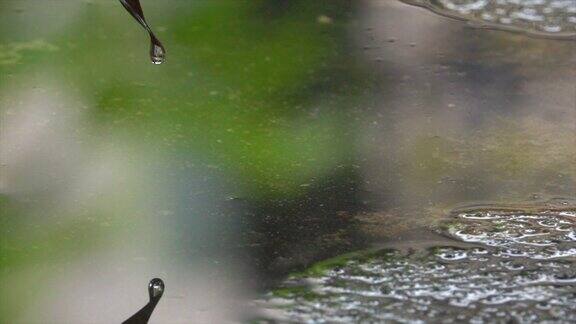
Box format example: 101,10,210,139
0,0,574,322
123,278,164,324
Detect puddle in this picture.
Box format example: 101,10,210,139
255,204,576,323
400,0,576,39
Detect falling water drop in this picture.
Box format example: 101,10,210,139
119,0,166,64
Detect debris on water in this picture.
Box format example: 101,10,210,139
119,0,166,64
400,0,576,39
254,204,576,323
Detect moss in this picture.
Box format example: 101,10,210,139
272,286,321,301
290,248,397,278
492,223,506,232
273,286,305,298
439,220,460,233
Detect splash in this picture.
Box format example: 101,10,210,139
119,0,166,64
401,0,576,39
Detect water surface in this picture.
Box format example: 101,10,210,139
255,200,576,322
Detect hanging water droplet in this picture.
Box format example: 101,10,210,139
123,278,165,324
150,37,166,65
119,0,166,64
148,277,165,299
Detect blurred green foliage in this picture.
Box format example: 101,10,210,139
0,1,370,320
0,0,368,198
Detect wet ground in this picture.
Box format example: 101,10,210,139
1,0,574,322
251,1,576,320
254,199,576,323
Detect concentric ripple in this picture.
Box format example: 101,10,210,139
255,206,576,323
401,0,576,38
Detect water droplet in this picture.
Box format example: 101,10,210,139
119,0,166,64
150,38,166,65
149,278,165,299
123,278,165,323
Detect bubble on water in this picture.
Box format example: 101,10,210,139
400,0,576,39
500,260,524,271
255,205,576,322
447,208,576,259
436,248,468,260
559,211,576,217
471,247,488,254
256,245,576,322
461,211,501,219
